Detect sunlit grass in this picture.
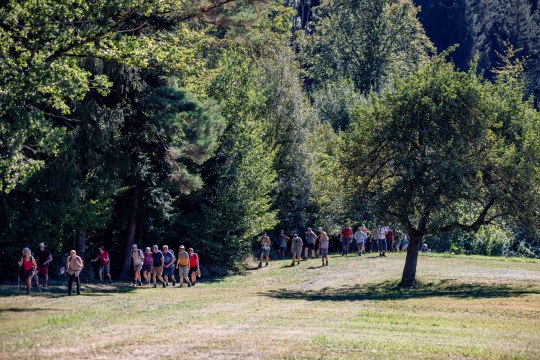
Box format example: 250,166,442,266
0,253,539,359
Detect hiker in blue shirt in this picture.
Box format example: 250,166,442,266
303,227,318,260
162,245,176,287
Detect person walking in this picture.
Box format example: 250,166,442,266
151,245,166,288
386,228,394,252
188,248,200,286
258,232,271,268
18,248,37,295
318,229,329,267
278,230,290,259
304,228,317,260
142,247,153,285
377,225,389,257
290,233,303,266
162,245,176,287
353,226,368,256
130,244,144,286
340,223,353,256
176,245,191,287
66,250,83,296
91,246,112,283
35,242,53,288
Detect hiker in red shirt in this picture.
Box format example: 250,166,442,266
340,224,353,256
18,247,37,295
91,246,112,283
385,229,395,252
188,248,200,286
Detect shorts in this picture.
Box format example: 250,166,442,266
178,266,189,278
279,246,286,252
142,263,152,272
99,264,110,274
320,248,328,257
305,243,314,250
292,247,302,257
133,263,143,272
261,247,270,257
37,266,49,275
189,266,198,278
24,270,34,279
152,266,163,276
378,239,387,252
163,266,174,278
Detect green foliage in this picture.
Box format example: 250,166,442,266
344,54,540,281
196,51,278,267
301,0,434,93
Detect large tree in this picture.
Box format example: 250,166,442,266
301,0,434,93
344,54,540,286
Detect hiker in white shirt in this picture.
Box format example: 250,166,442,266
378,226,389,257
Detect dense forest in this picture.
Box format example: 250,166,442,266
1,0,539,285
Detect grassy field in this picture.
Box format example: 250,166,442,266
1,252,539,359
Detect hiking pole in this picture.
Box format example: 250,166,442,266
17,265,20,293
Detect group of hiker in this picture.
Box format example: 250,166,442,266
261,224,407,268
16,223,411,296
17,243,201,295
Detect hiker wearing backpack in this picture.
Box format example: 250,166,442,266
290,233,303,266
353,226,369,256
142,247,153,285
377,225,389,257
66,250,83,296
258,232,271,268
340,224,353,256
176,245,191,287
90,246,112,283
304,228,317,260
318,229,329,267
130,244,144,286
278,230,290,259
151,245,166,288
35,242,53,288
162,245,176,287
188,248,200,286
18,248,37,295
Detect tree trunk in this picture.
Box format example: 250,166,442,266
120,186,139,279
75,230,87,260
400,233,422,287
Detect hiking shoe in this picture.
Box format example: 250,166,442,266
258,263,262,268
153,284,157,288
188,281,191,287
108,279,112,284
172,279,176,286
265,262,268,267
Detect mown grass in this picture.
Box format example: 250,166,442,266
0,253,539,359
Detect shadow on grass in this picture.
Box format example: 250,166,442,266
263,279,540,302
0,307,60,313
0,283,138,298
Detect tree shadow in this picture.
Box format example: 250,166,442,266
0,307,60,313
0,283,138,297
263,279,540,302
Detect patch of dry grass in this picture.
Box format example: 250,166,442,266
0,253,539,359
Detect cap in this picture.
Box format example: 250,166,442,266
132,244,137,248
307,227,312,231
39,242,45,247
179,245,185,249
145,247,151,251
